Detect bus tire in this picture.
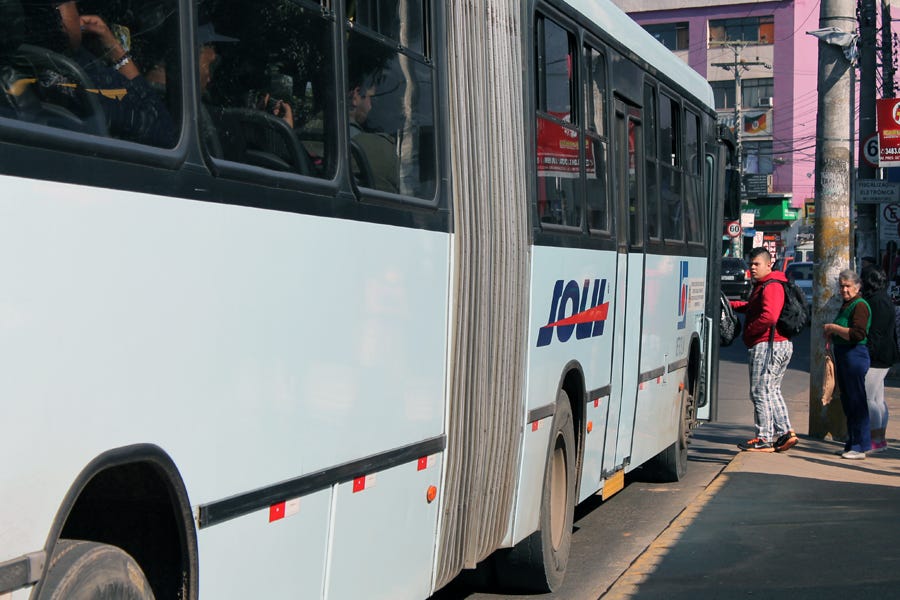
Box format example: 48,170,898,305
38,540,155,600
646,383,691,483
494,390,575,592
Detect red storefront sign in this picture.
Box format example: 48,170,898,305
877,98,900,167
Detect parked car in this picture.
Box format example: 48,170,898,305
721,257,752,300
784,261,814,313
773,255,794,272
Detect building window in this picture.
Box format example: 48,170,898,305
709,16,774,45
643,22,689,51
711,78,773,110
743,140,773,175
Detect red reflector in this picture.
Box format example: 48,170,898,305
269,502,286,522
352,477,366,493
532,421,539,432
417,457,428,471
594,399,599,407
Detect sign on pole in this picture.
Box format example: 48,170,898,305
856,179,900,203
726,221,741,238
877,98,900,167
863,133,880,167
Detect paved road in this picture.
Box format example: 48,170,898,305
432,321,814,599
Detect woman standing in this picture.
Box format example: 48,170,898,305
823,270,872,459
861,267,898,452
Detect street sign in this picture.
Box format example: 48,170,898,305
726,221,741,238
863,134,880,168
857,179,900,203
877,98,900,167
740,211,755,228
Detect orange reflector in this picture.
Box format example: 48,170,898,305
426,485,437,503
678,382,685,391
587,421,593,433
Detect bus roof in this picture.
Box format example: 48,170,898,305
566,0,715,109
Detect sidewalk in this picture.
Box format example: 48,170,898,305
603,379,900,599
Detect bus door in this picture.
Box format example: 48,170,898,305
603,101,645,477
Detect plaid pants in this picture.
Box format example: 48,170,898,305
747,340,793,441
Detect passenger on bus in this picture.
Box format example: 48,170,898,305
348,73,399,194
190,23,296,160
21,0,176,147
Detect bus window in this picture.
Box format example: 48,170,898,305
584,44,609,233
659,93,683,241
348,0,426,56
5,0,180,147
684,109,704,243
535,16,581,228
199,0,336,179
643,83,660,240
346,1,436,199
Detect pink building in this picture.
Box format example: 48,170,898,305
613,1,820,212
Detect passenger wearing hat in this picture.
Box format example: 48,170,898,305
21,0,175,146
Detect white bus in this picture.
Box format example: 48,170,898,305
0,0,726,598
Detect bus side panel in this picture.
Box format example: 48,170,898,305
629,255,707,469
325,455,442,599
0,177,450,594
511,246,618,543
198,488,331,597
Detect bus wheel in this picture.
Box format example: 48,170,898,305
494,390,575,592
646,381,692,482
38,540,155,600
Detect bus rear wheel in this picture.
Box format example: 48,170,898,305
38,540,155,600
494,390,576,592
646,381,692,482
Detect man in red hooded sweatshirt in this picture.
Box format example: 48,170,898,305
730,247,799,452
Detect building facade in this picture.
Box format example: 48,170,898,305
613,0,819,254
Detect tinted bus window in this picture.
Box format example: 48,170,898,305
684,109,704,243
536,16,580,228
346,1,436,198
349,0,426,56
198,0,336,179
659,93,682,241
643,83,659,240
584,45,608,233
5,0,180,147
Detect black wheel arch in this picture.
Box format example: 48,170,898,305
33,444,198,600
555,360,586,503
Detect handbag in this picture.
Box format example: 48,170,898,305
719,291,741,347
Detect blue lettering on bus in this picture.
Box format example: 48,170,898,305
537,278,610,347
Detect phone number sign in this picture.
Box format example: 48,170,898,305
877,98,900,167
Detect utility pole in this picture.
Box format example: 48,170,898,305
883,0,895,97
858,0,878,266
712,42,770,258
808,2,858,441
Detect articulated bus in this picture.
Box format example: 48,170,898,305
0,0,726,598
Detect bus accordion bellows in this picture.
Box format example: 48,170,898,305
0,0,726,598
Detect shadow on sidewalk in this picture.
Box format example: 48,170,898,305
610,470,900,599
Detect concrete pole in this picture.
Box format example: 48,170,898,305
809,0,856,440
884,0,895,98
858,0,878,266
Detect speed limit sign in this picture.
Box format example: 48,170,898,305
864,134,879,168
726,221,741,238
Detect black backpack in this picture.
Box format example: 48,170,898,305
720,291,742,346
762,279,809,338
